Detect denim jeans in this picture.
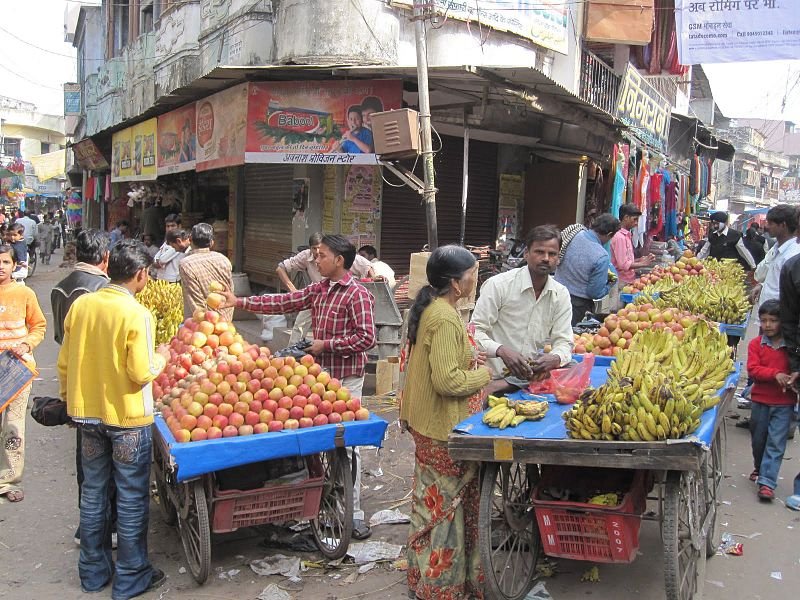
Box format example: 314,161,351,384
750,402,794,490
76,427,118,538
79,423,156,600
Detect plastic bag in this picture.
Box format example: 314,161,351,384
551,354,595,404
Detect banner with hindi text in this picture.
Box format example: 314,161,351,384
614,65,672,153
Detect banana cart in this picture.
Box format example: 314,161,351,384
151,414,388,584
448,362,738,600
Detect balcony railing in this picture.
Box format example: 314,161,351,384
579,48,620,115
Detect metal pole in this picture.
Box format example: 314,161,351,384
413,0,438,250
460,115,469,246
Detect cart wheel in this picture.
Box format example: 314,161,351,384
177,480,211,584
311,448,353,559
663,471,703,600
152,449,177,526
478,463,539,600
703,423,726,558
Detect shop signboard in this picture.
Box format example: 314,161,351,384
111,128,133,182
158,103,197,176
130,119,158,181
245,80,403,165
675,0,800,64
64,83,81,116
392,1,569,54
71,138,109,170
614,65,671,153
195,84,248,172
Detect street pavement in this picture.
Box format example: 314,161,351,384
1,249,798,599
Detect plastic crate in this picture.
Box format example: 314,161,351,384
211,457,324,533
532,466,646,564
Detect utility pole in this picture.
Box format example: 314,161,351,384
413,1,438,250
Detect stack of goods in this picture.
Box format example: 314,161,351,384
564,321,733,441
622,250,705,293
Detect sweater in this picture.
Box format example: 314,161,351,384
0,282,47,368
400,298,491,441
555,229,613,300
747,336,796,406
58,285,166,427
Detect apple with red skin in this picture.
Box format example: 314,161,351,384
327,378,341,392
302,375,317,388
278,396,294,410
292,395,308,408
260,378,274,391
268,421,284,432
284,419,300,430
196,415,213,430
268,388,283,402
313,414,329,427
223,391,239,406
233,401,249,416
238,424,254,436
332,400,347,414
259,409,274,423
263,399,278,414
223,374,237,386
229,413,245,428
299,417,314,428
175,429,191,443
216,362,230,376
229,361,243,375
174,366,188,381
341,411,355,422
308,364,322,377
212,415,229,429
289,406,305,421
248,400,263,413
237,372,251,384
203,403,219,419
308,393,322,407
244,411,260,426
232,382,247,395
191,350,205,365
275,407,290,422
207,393,223,407
253,423,269,434
190,428,207,441
251,368,264,381
303,404,318,419
207,426,223,439
346,398,361,412
319,400,333,416
311,383,326,397
218,403,233,417
253,389,269,404
246,379,261,394
328,412,342,424
355,408,370,421
204,310,220,323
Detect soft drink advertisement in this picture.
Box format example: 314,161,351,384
196,84,249,172
245,80,403,164
158,103,196,176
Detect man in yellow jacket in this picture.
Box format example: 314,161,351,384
58,240,169,600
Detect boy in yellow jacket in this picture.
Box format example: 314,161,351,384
58,240,169,600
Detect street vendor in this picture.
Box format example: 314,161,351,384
697,211,756,270
610,203,655,285
471,225,573,388
218,234,376,540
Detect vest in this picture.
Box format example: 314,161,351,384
708,229,748,268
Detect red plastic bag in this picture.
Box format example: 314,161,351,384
551,354,595,404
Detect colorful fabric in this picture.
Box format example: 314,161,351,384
0,282,47,368
178,248,235,322
239,272,376,380
610,228,637,284
407,428,483,600
0,385,31,496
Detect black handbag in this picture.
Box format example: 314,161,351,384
31,396,71,427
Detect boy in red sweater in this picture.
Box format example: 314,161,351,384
747,299,798,500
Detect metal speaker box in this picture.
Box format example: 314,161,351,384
370,108,420,159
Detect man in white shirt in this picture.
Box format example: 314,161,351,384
358,245,395,290
16,212,38,245
153,230,189,283
471,225,574,387
753,204,800,306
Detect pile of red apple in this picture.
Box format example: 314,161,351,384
154,308,369,442
573,303,700,356
622,251,707,293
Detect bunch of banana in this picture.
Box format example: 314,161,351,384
656,272,750,324
136,280,184,345
702,257,747,284
483,396,549,428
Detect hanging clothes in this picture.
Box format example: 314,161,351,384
610,147,626,219
665,174,678,239
104,175,111,202
85,177,95,200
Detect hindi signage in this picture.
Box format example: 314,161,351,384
71,138,109,170
675,0,800,64
64,83,81,116
614,65,672,153
245,80,402,165
392,1,569,54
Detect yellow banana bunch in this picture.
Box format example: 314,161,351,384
136,280,184,345
656,266,750,324
482,397,549,428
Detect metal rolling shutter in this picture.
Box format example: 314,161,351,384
243,164,294,288
381,135,498,276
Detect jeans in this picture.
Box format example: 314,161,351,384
76,427,118,538
79,423,156,600
750,402,794,490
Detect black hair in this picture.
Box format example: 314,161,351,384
309,232,324,246
758,299,781,318
361,96,384,113
143,234,154,242
116,220,129,228
191,223,214,249
10,223,24,234
75,229,110,265
766,204,797,234
347,105,363,118
321,234,356,269
407,245,476,345
749,222,760,230
107,240,153,282
166,229,188,244
0,243,16,262
359,245,378,259
619,203,642,220
165,213,181,225
525,225,561,249
592,214,621,236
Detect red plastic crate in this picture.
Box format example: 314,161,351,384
532,467,646,564
211,457,324,533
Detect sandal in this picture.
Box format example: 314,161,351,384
3,490,24,502
749,470,759,482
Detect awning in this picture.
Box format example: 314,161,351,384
671,113,735,162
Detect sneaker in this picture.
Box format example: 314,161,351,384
757,485,774,500
735,418,751,429
749,470,759,482
352,519,372,540
786,495,800,511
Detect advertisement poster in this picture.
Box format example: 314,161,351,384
614,65,671,153
675,0,800,64
71,138,109,170
245,80,403,165
342,166,380,248
392,0,568,54
196,83,248,172
158,103,196,176
111,128,132,182
130,119,157,181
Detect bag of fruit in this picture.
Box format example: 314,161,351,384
551,354,595,405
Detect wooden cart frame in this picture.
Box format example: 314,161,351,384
448,389,732,600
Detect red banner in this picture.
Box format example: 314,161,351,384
71,138,109,171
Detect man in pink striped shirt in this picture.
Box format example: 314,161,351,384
610,204,654,285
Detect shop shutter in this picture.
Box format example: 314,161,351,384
381,135,498,276
243,164,294,288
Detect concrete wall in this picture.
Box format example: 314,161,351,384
154,1,202,99
199,0,274,72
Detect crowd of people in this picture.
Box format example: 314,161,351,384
2,199,800,600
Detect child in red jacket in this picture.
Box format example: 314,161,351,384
747,299,798,501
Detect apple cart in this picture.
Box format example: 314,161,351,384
151,414,388,584
448,361,738,600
